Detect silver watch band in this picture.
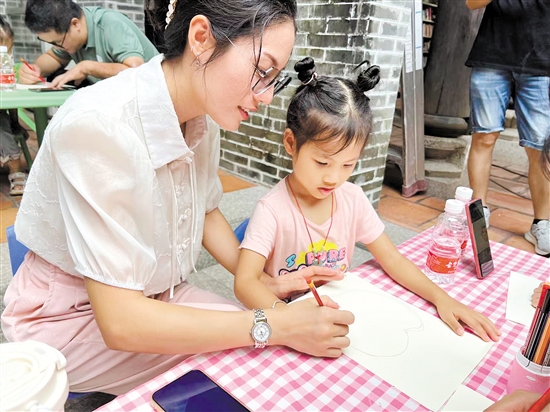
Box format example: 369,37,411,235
251,308,271,349
253,308,267,324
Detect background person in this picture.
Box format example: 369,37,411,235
464,0,550,257
19,0,159,88
1,0,354,395
0,15,28,195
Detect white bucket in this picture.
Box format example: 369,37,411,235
0,340,69,412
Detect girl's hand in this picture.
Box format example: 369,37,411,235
532,283,544,308
272,296,354,357
435,296,501,342
261,266,344,300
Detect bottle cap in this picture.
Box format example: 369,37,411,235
455,186,473,202
445,199,464,215
0,45,7,53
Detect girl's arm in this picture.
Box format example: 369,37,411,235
366,233,500,342
85,277,354,357
234,248,280,309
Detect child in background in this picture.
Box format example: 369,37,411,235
0,15,27,195
235,57,501,342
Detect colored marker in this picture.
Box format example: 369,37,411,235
524,283,550,357
533,315,550,365
525,289,550,361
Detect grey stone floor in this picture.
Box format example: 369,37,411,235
0,186,417,411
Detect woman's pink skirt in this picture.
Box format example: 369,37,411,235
2,251,244,395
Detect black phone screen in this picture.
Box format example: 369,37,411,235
467,199,494,278
151,370,250,412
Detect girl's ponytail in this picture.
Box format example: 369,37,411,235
355,60,381,93
294,57,317,86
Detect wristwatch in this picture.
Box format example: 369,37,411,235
250,308,272,349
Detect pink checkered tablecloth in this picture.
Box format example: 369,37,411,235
98,230,549,412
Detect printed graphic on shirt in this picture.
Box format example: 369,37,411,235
278,239,347,277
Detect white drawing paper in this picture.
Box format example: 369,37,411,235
506,271,544,326
441,385,493,411
311,273,494,411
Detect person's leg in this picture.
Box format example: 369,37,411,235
514,73,550,256
468,131,500,205
467,68,512,215
525,147,550,220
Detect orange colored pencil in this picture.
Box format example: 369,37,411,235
533,315,550,365
304,276,324,306
527,388,550,412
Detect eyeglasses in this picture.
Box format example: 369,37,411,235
37,28,68,49
224,35,291,95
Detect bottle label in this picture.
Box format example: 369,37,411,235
0,73,15,84
426,250,459,274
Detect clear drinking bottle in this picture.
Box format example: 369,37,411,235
0,45,15,91
424,199,468,284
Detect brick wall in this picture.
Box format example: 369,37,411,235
220,0,411,207
0,0,145,62
1,0,410,206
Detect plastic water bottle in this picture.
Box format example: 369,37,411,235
424,199,468,284
454,186,473,256
0,45,15,91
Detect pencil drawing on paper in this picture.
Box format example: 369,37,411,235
335,290,424,357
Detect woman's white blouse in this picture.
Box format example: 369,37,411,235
15,54,223,296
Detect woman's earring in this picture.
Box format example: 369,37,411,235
190,46,202,67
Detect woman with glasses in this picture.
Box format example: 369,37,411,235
2,0,353,395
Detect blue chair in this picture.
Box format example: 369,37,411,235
6,225,29,275
234,218,249,242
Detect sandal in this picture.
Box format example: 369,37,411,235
8,172,27,196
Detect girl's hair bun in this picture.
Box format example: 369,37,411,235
355,60,381,92
294,57,317,85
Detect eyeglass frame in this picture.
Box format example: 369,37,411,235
223,34,291,95
37,28,68,49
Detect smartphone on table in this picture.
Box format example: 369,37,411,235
151,369,250,412
465,199,494,279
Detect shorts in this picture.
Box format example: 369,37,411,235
469,67,550,150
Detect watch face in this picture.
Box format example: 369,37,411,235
252,322,271,343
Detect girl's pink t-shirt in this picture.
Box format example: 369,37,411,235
240,179,385,278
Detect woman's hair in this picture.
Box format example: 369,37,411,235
287,57,381,154
145,0,297,65
25,0,82,34
0,15,14,43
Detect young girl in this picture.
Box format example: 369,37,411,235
2,1,354,395
235,57,501,342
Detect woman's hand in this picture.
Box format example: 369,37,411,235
435,295,501,342
261,266,344,299
271,296,354,357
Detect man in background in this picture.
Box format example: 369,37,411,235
19,0,158,88
465,0,550,257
